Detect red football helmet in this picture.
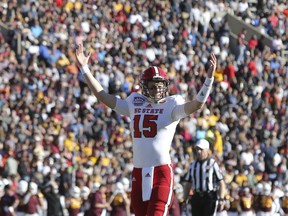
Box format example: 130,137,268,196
139,66,169,103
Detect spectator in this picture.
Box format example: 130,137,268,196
237,28,248,64
41,180,64,216
108,182,130,216
238,187,254,216
0,184,19,216
22,182,44,215
66,186,82,216
86,184,111,216
3,150,18,178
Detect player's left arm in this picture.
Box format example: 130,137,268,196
184,53,216,115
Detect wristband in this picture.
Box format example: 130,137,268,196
196,77,214,103
80,65,90,75
204,77,214,86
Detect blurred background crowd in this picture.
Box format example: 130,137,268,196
0,0,287,215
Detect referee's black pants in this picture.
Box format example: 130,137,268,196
190,191,217,216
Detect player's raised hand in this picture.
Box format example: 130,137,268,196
207,53,217,78
75,44,91,67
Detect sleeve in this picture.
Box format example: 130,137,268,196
184,163,193,182
213,161,224,181
113,97,130,116
171,95,188,121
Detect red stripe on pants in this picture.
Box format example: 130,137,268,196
131,164,174,216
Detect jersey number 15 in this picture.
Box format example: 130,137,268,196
133,114,158,138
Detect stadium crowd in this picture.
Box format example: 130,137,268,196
0,0,287,215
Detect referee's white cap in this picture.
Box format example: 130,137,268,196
196,139,210,149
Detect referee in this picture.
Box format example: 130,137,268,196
183,139,226,216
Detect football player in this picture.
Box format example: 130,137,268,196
75,43,216,216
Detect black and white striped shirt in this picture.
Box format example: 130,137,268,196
184,157,223,192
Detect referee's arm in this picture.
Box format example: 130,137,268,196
218,179,226,200
183,181,192,201
214,161,226,200
183,166,193,201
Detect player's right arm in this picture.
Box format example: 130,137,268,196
75,44,118,110
183,52,216,115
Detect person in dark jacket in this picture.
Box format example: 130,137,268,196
41,180,64,216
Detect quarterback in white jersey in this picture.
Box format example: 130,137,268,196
75,43,217,216
114,92,186,168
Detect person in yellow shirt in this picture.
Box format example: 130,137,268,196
213,129,223,158
224,165,236,185
233,169,248,187
57,54,70,70
214,62,224,82
64,132,78,152
64,0,82,13
113,0,123,12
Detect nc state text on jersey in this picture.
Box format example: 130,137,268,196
134,108,164,114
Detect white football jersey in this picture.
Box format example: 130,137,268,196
114,92,187,168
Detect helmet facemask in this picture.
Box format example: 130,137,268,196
141,79,169,103
140,66,169,103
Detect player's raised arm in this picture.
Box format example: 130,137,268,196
184,52,217,115
75,43,117,109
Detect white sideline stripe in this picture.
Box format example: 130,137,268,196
163,164,174,216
